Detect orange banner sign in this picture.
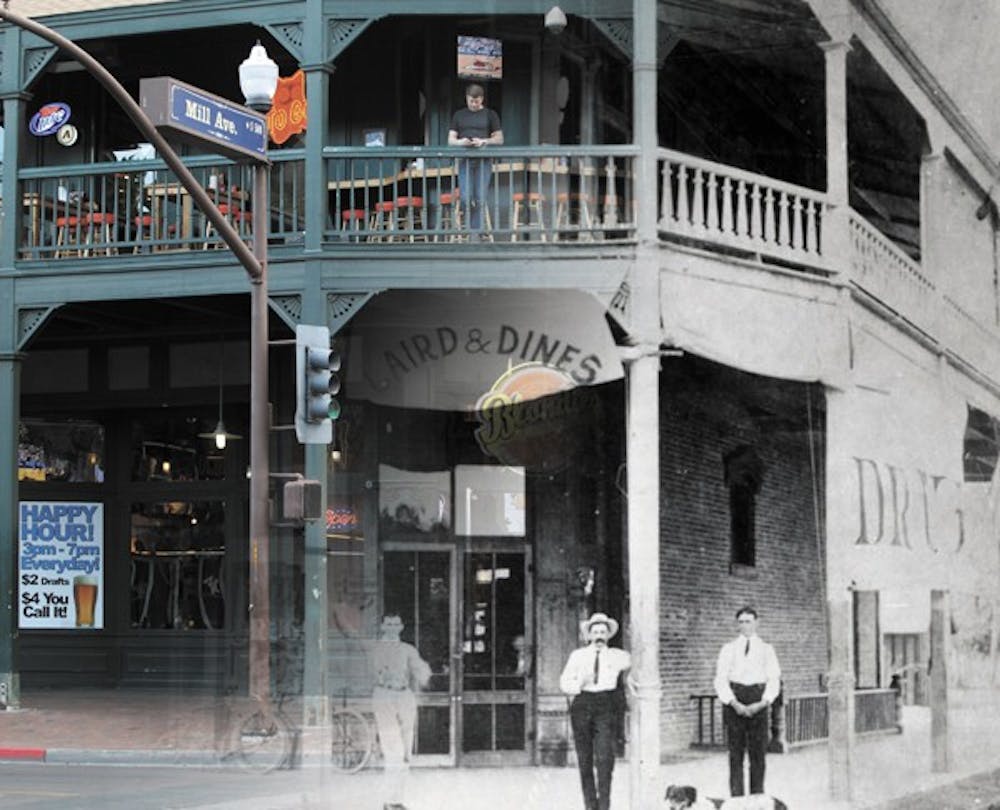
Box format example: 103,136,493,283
267,70,307,145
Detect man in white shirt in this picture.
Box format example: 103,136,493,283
560,612,632,810
713,606,781,798
368,614,431,810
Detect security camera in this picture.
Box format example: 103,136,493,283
545,5,567,34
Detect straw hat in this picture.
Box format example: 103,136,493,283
582,612,619,639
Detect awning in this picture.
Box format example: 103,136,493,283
345,289,624,412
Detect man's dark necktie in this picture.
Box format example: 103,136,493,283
744,638,751,656
593,648,601,683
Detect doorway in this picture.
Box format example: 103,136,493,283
381,541,533,766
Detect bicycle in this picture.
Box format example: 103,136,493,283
329,691,374,773
234,692,296,772
222,638,301,773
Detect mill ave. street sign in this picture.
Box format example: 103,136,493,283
139,76,267,162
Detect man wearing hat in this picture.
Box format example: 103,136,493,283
369,613,431,810
560,612,632,810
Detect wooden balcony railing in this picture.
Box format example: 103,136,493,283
848,211,937,335
323,146,636,244
657,148,830,273
16,153,306,259
13,146,637,257
690,688,900,751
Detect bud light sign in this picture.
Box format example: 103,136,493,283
29,102,72,137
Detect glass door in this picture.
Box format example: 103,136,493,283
459,543,532,766
381,546,456,766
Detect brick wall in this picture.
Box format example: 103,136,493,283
657,360,828,751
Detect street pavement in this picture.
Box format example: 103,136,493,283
2,687,1000,809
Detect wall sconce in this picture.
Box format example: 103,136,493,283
545,5,567,34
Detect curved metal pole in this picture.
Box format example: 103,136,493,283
0,5,262,280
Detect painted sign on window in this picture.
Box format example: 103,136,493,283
18,501,104,630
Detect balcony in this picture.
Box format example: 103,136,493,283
10,145,1000,383
13,146,637,258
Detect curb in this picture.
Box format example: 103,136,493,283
0,746,347,769
0,747,46,761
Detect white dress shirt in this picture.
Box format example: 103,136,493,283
713,634,780,706
559,643,631,695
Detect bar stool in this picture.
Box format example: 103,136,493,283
393,196,425,242
511,192,547,242
203,202,244,249
340,209,367,242
436,189,463,242
54,214,86,258
133,214,155,254
554,192,596,241
368,200,396,242
84,212,118,256
453,194,494,241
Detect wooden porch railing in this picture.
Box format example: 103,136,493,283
690,688,900,751
13,146,637,257
847,211,937,335
657,148,829,272
16,152,306,259
323,145,637,244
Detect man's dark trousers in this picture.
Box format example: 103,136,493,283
723,682,769,796
570,690,617,810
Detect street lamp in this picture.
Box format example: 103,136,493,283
239,42,279,113
238,42,278,702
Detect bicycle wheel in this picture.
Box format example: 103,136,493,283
237,708,292,772
330,707,372,773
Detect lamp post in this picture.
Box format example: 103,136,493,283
239,42,279,703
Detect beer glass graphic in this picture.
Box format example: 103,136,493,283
73,575,98,627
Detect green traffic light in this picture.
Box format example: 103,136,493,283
328,399,341,420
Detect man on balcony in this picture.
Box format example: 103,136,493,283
448,83,503,237
714,606,781,798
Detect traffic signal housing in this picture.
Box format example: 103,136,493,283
295,324,340,444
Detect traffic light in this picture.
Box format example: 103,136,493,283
295,324,341,444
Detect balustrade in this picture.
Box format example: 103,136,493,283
658,148,826,270
689,688,900,750
848,211,936,333
323,146,636,244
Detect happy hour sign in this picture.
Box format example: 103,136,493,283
18,501,104,630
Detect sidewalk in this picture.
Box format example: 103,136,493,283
2,687,1000,809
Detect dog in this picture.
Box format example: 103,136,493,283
665,786,788,810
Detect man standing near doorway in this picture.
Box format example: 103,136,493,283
369,614,431,810
448,83,503,236
714,606,781,798
560,612,632,810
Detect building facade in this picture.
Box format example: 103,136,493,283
1,0,999,793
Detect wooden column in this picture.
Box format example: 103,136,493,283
628,0,661,808
930,589,950,772
301,0,331,728
824,386,855,802
820,38,851,265
0,40,30,708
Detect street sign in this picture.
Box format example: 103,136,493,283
139,76,267,162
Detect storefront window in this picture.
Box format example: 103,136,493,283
129,501,226,630
378,464,451,538
455,465,525,537
131,415,231,481
18,420,105,482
